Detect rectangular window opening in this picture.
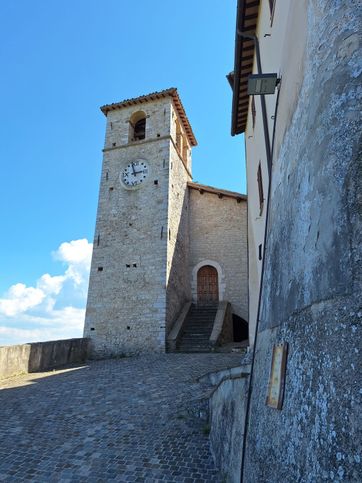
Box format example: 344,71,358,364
259,244,263,261
252,96,256,129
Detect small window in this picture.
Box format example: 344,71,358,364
175,118,182,152
257,163,264,215
129,111,146,142
251,96,256,130
258,244,263,261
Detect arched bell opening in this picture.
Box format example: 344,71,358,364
129,111,146,142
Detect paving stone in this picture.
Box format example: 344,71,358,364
0,353,241,481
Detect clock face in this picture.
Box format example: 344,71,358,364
120,160,149,188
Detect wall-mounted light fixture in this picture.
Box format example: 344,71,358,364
248,73,279,95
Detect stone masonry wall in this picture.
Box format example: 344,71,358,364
244,1,361,481
0,338,89,379
84,97,174,357
189,190,248,320
165,103,192,333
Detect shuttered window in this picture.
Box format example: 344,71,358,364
257,163,264,215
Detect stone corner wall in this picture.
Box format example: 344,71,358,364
0,338,90,380
244,2,362,482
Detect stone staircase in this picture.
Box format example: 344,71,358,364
177,303,218,352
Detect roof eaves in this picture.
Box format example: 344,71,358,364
188,181,247,201
231,0,260,136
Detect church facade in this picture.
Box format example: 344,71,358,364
84,88,247,357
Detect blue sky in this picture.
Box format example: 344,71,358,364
0,1,245,345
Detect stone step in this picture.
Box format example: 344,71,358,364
189,310,216,317
176,347,210,352
182,329,210,334
176,303,217,353
179,338,210,344
186,321,214,327
182,334,210,342
187,317,216,322
182,332,211,336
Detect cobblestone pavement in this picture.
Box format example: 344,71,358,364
0,353,242,482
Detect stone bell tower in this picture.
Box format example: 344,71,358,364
84,88,197,358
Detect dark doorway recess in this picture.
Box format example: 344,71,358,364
233,314,248,342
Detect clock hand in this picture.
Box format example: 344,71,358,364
131,163,136,176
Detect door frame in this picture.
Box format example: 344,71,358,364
191,260,225,303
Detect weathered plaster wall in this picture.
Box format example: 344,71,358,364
188,190,248,320
245,0,297,345
244,1,361,481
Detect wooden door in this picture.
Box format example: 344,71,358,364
197,265,219,303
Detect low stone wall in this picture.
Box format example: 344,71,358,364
0,338,89,379
209,301,234,347
166,302,192,352
208,367,249,483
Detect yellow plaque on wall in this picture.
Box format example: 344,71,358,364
266,343,288,409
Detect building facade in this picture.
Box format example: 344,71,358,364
84,88,248,357
231,0,361,481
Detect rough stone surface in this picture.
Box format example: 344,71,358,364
244,1,362,481
84,92,248,358
84,97,193,357
210,301,234,347
0,352,241,482
189,190,248,321
0,338,89,380
209,374,249,483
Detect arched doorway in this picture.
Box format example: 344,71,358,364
197,265,219,303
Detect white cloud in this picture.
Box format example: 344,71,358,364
54,238,92,266
0,284,45,317
0,239,92,346
37,274,65,295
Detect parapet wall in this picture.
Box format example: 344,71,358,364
0,338,89,379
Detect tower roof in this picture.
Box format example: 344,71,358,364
100,87,197,147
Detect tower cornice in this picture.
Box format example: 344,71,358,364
100,87,198,148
